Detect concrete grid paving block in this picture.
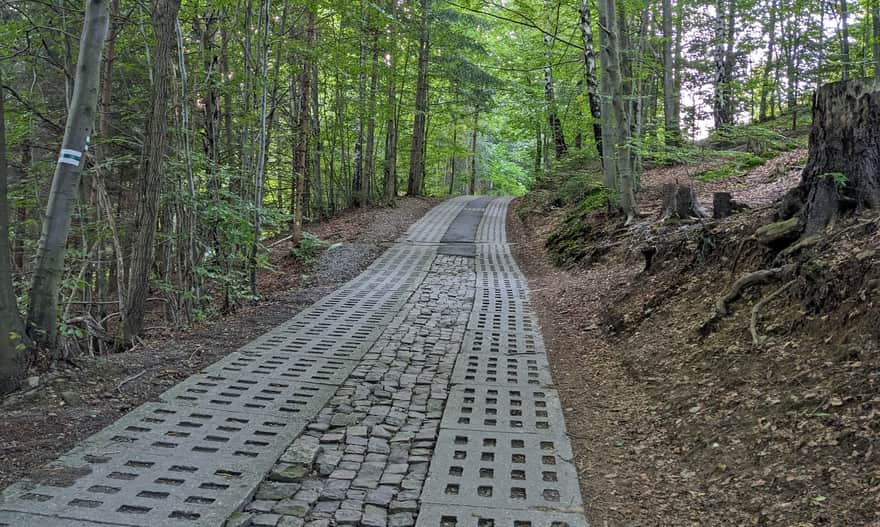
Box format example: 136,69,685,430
416,504,589,527
420,430,582,512
451,352,553,387
203,350,358,385
160,373,335,418
240,334,374,361
0,511,129,527
460,330,543,357
0,448,263,527
77,402,303,467
440,384,567,435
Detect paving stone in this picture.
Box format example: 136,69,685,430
224,511,254,527
333,508,362,525
256,482,301,501
251,514,282,527
271,500,310,517
362,504,388,527
277,517,305,527
388,512,415,527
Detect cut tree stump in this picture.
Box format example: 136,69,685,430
661,183,707,220
782,78,880,235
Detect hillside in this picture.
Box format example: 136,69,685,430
511,116,880,526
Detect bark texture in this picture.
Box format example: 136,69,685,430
27,0,111,350
0,67,26,393
786,79,880,235
123,0,181,342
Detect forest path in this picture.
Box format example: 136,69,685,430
0,197,588,527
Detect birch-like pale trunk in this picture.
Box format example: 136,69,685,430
578,0,603,157
27,0,110,351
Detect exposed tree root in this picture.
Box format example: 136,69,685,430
700,264,797,335
715,264,797,317
750,279,796,347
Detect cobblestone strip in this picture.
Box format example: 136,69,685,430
0,199,472,527
416,199,590,527
237,255,476,527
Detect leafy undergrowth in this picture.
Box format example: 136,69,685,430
511,113,880,524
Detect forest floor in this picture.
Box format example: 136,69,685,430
0,197,438,491
511,145,880,526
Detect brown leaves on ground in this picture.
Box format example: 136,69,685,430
511,154,880,526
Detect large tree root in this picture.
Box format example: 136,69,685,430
715,264,797,317
700,264,796,335
750,279,796,347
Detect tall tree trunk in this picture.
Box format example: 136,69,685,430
469,110,478,195
872,0,880,75
578,0,603,156
543,3,567,160
597,0,639,222
27,0,111,351
0,67,26,394
311,62,323,218
249,0,271,296
407,0,431,196
364,33,379,205
712,0,734,128
449,120,457,195
840,0,850,80
383,0,399,204
353,0,368,206
123,0,181,343
759,0,777,122
292,8,315,243
201,6,221,189
662,0,679,144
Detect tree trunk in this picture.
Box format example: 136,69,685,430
712,0,734,128
469,111,479,195
353,0,368,207
578,0,603,156
292,9,315,243
27,0,111,351
759,0,777,122
597,0,639,222
364,33,379,205
0,67,26,394
872,0,880,75
784,79,880,235
123,0,181,343
662,0,679,144
840,0,851,80
407,0,431,196
383,0,399,204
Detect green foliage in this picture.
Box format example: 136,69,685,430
696,151,766,182
290,232,327,263
822,172,848,187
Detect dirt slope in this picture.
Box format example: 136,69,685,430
511,157,880,526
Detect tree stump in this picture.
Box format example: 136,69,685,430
713,192,733,219
784,78,880,235
661,183,707,220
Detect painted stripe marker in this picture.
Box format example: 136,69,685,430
58,149,83,167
